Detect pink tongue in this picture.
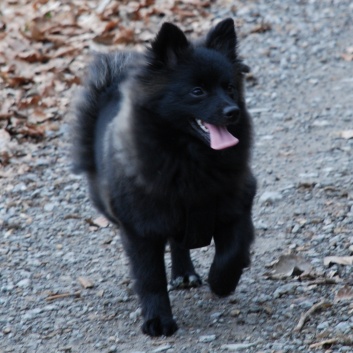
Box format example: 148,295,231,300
203,123,239,150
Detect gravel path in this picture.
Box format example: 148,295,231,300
1,0,352,352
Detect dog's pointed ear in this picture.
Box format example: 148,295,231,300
206,18,237,61
151,22,189,66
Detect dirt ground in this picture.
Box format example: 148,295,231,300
1,0,352,352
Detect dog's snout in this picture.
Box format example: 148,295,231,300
223,105,240,122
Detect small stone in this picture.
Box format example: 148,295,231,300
3,326,11,334
16,278,31,288
230,309,241,317
199,334,216,343
210,312,222,320
12,183,27,192
312,120,331,127
129,308,141,322
22,308,42,321
297,173,319,187
255,220,269,230
153,346,172,353
221,342,258,350
259,191,283,204
108,345,117,353
44,203,55,212
254,294,272,303
1,284,14,292
335,321,351,333
43,305,58,311
292,224,301,233
273,283,297,298
317,321,330,330
298,300,315,309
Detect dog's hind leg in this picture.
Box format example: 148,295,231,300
169,240,202,290
121,230,178,337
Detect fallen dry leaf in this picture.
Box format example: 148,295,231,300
266,254,313,279
324,256,353,266
339,130,353,139
78,276,95,289
334,285,353,303
0,129,14,165
15,123,46,139
92,216,110,228
341,46,353,61
341,53,353,61
16,50,50,63
0,129,12,152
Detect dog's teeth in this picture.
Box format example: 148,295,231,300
196,119,208,132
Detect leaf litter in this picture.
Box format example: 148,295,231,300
0,0,213,168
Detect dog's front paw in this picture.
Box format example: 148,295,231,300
142,316,178,337
169,274,202,290
208,266,242,297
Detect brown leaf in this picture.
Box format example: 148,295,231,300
0,72,34,88
16,123,46,139
52,46,80,59
78,277,95,289
266,254,313,279
18,95,41,109
33,0,50,8
334,285,353,303
324,256,353,266
0,129,13,166
102,20,119,33
29,108,51,124
26,20,47,41
16,50,49,63
341,53,353,61
114,27,135,45
341,46,353,61
93,32,115,45
0,129,13,153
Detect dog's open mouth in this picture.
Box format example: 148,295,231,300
195,119,239,150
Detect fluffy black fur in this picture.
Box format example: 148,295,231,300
72,18,257,337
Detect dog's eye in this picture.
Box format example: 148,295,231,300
227,84,235,92
191,87,205,96
227,84,235,97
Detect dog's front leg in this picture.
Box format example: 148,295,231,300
208,214,254,296
121,230,178,336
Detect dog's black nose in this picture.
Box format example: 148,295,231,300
223,105,240,122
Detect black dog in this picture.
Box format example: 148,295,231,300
72,18,256,337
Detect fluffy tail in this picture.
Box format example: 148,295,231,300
71,51,133,173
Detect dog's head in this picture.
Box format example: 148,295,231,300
142,19,250,151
